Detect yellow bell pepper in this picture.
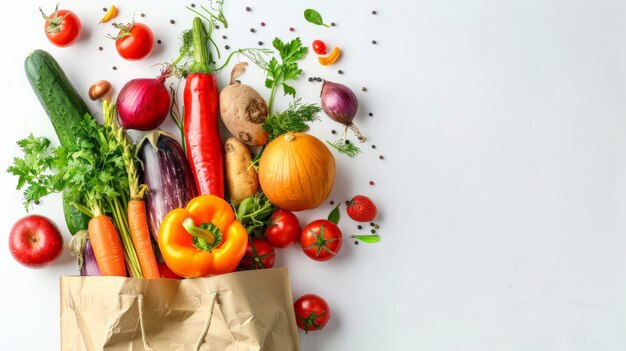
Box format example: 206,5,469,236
158,195,248,278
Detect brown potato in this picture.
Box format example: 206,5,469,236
220,83,269,146
224,137,259,204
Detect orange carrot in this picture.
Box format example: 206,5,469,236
88,215,127,277
128,199,160,279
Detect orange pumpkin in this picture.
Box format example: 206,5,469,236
258,132,336,211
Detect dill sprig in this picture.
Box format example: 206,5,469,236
263,98,321,141
326,138,362,158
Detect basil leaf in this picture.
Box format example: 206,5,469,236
351,235,381,243
328,204,340,224
304,9,329,27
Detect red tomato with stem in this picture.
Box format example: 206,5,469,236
294,294,331,333
265,209,301,248
112,22,154,60
39,5,81,47
238,238,276,270
312,40,327,55
300,220,342,261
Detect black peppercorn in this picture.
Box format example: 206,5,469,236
362,87,368,92
372,145,376,149
369,112,373,116
98,46,103,51
112,66,117,70
331,130,336,134
357,225,363,230
330,22,336,26
140,13,145,17
330,201,335,205
250,28,256,33
371,229,376,234
379,155,385,160
222,35,227,39
372,40,377,45
338,69,343,74
191,4,196,8
308,77,314,82
370,222,375,227
372,10,377,15
170,19,176,24
245,6,251,11
225,45,230,50
103,7,107,12
258,41,263,45
157,39,162,44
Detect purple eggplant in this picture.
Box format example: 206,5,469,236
81,239,102,276
137,130,198,240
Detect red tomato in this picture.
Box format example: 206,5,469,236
265,209,301,248
294,294,331,333
312,40,327,55
300,220,342,261
238,238,276,270
114,22,154,60
41,6,82,47
158,262,183,279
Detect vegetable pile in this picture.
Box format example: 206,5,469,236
8,2,385,337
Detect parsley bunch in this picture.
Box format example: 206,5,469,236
264,37,308,113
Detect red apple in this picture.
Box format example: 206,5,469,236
9,215,64,268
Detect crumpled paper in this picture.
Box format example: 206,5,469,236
61,268,300,351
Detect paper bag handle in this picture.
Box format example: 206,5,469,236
137,291,218,351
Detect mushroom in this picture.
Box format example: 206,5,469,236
88,80,112,101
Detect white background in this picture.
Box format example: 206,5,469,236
1,0,626,350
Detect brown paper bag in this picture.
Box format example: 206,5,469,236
60,267,300,351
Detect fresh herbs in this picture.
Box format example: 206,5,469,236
264,37,308,113
233,193,275,236
187,0,228,29
326,139,362,158
304,9,330,27
263,99,321,141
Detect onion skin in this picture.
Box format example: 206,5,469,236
116,76,170,131
81,240,102,276
321,81,358,125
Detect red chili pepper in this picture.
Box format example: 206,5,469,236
184,17,224,198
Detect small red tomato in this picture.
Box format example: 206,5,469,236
312,40,327,55
294,294,331,333
301,220,342,261
158,262,183,279
238,238,276,270
112,22,154,60
40,5,82,47
346,195,377,222
265,209,301,248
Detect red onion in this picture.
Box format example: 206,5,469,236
116,70,170,131
320,81,366,141
81,239,102,276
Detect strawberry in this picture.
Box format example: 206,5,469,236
346,195,377,222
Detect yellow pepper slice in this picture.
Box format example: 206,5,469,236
99,6,118,24
318,47,341,66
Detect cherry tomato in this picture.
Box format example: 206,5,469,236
265,209,301,248
158,262,183,279
113,22,154,60
40,5,81,47
301,220,342,261
312,40,327,55
294,294,331,333
238,238,276,270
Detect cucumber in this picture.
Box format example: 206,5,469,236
24,50,91,234
24,49,91,147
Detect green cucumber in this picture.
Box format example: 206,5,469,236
24,49,91,234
